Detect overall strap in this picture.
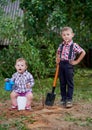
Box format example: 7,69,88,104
60,44,64,58
68,43,73,60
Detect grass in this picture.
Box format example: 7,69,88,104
0,68,92,130
33,68,92,103
64,111,92,127
0,68,92,103
74,68,92,102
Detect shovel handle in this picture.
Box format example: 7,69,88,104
53,64,59,87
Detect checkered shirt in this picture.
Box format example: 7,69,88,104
11,70,34,93
57,41,84,60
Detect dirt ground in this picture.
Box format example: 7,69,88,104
0,100,92,130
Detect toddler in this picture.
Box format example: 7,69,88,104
5,58,34,110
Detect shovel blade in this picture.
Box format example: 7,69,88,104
45,92,56,106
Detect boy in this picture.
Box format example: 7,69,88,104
56,27,86,108
5,58,34,110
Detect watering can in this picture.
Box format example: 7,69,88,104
5,80,14,91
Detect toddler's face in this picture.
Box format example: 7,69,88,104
61,30,74,43
15,60,27,74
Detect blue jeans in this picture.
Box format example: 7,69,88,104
59,60,74,101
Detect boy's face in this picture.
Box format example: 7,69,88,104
61,30,74,43
15,60,27,74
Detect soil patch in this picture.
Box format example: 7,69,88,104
0,100,92,130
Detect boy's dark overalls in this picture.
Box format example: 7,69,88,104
59,43,74,103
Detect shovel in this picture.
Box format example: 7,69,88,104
45,64,59,106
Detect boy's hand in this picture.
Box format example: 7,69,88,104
56,57,60,64
26,83,31,89
70,51,86,65
69,60,78,65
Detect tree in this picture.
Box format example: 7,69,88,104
1,0,92,79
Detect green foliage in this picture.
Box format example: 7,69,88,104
19,0,92,51
0,0,92,79
0,16,25,45
0,0,64,78
0,0,7,6
20,0,65,37
0,41,48,78
0,15,25,78
19,0,92,69
19,40,47,78
0,0,7,16
63,0,92,50
0,46,22,78
19,0,67,75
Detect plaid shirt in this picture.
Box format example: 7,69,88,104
57,41,84,60
11,70,34,93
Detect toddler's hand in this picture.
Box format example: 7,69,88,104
4,78,9,82
26,83,31,89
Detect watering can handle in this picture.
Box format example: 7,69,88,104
53,64,59,87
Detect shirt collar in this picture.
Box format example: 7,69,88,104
63,40,73,46
17,70,27,76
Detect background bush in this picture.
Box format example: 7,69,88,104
0,0,92,79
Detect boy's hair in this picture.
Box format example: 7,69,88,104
16,58,28,66
60,26,73,34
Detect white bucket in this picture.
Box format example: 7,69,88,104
17,96,27,110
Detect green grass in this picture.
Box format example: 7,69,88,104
74,68,92,102
0,68,92,129
0,77,10,101
63,108,92,127
0,68,92,102
64,114,92,127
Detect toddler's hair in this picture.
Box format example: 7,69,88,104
60,26,73,34
16,58,28,66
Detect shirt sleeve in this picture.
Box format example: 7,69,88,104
73,43,84,54
57,44,62,55
11,73,16,81
27,73,35,87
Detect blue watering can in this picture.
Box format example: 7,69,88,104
5,80,14,91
